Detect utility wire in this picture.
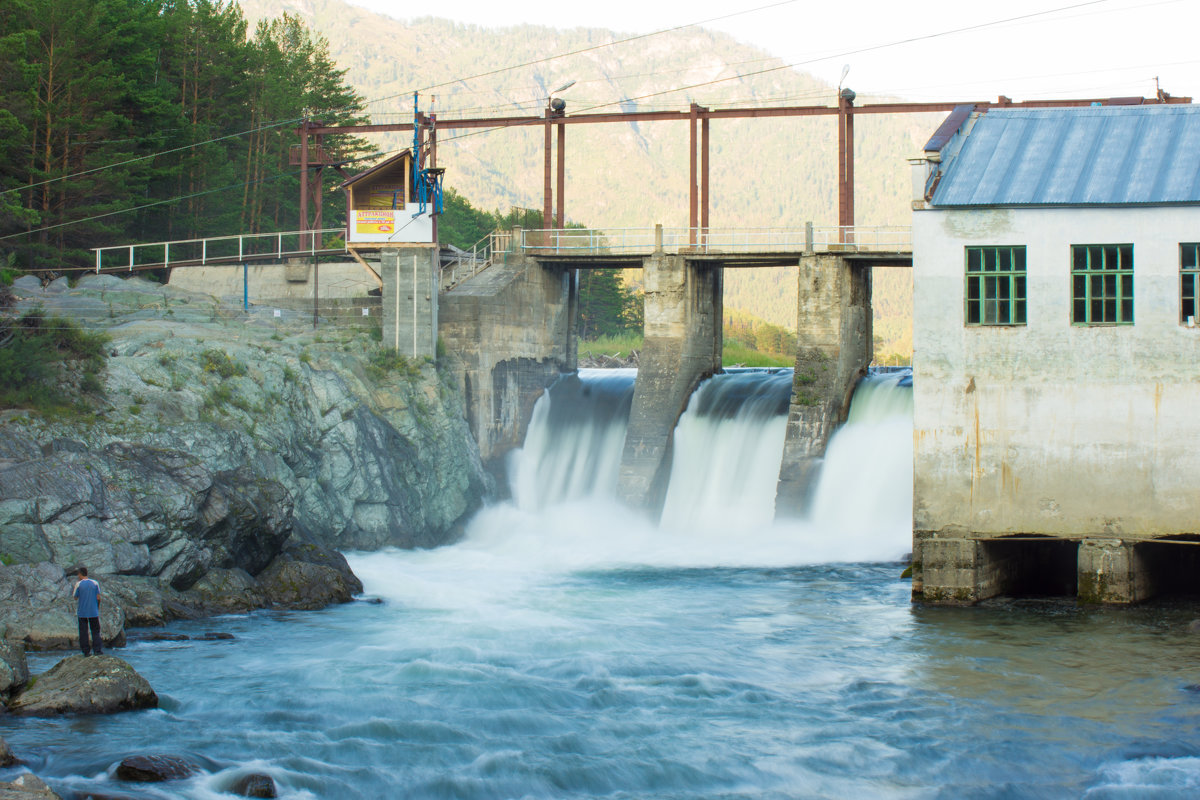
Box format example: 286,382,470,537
356,0,803,111
0,117,307,198
573,0,1115,113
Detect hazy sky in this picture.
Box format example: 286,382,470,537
348,0,1199,104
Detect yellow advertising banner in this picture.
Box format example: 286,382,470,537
366,182,405,208
355,210,394,234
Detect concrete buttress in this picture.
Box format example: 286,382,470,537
775,254,872,516
616,255,722,513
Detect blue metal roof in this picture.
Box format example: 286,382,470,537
930,105,1200,207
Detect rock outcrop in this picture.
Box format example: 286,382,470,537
0,773,61,800
0,274,492,645
6,655,157,715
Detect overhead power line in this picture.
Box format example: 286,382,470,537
357,0,803,111
0,117,307,198
573,0,1116,114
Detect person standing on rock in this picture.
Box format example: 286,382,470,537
73,567,103,656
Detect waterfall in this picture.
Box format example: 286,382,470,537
659,369,793,531
505,367,912,562
509,368,635,511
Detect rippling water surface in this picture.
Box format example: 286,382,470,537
6,370,1200,798
9,541,1200,799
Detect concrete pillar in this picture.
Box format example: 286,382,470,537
437,254,573,483
775,253,872,516
382,247,438,359
911,537,988,605
616,255,722,513
1077,539,1153,604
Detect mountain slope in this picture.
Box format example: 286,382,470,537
238,0,924,357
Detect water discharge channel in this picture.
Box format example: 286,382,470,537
9,369,1200,798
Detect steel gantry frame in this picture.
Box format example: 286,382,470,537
296,93,1191,243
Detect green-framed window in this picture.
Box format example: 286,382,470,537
1182,244,1200,324
965,246,1026,325
1071,244,1133,325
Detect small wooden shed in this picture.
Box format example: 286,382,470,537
339,150,434,245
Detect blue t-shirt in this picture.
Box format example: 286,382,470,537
74,578,100,618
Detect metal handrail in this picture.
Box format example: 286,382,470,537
439,230,514,291
519,225,912,255
92,227,348,272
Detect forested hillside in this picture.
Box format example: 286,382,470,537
0,0,366,270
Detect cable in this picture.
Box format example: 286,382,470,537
572,0,1115,114
353,0,803,112
0,116,308,198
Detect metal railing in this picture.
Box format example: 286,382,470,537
439,230,513,291
92,227,349,272
519,225,912,255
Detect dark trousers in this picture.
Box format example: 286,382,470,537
78,616,102,655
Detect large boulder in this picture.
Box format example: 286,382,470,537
0,773,61,800
7,655,157,715
180,568,265,615
0,640,29,706
115,754,195,782
229,773,278,798
0,737,17,767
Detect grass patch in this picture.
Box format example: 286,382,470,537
365,348,422,381
0,309,109,412
722,341,793,368
200,349,247,379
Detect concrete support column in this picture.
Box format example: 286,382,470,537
437,254,573,484
775,254,872,516
911,538,988,605
617,255,722,513
1077,539,1153,604
382,247,439,358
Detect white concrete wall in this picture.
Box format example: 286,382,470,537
913,205,1200,539
168,262,378,301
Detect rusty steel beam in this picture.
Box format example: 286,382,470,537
543,109,552,229
556,122,565,229
701,114,710,233
309,94,1189,136
688,105,698,243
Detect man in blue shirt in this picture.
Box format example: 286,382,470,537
72,567,103,656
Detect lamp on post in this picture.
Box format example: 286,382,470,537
543,80,575,233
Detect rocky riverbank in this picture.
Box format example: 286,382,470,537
0,273,492,662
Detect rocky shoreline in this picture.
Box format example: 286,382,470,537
0,273,495,795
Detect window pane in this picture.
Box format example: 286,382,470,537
967,249,981,272
1104,245,1119,269
1120,244,1133,268
1015,275,1026,302
1121,297,1133,322
1073,246,1087,271
1014,248,1026,272
1105,298,1117,321
1092,297,1104,321
984,299,998,324
999,249,1011,271
1074,297,1086,323
1074,274,1086,301
998,276,1011,300
967,275,980,301
984,249,997,272
1121,273,1133,298
1015,300,1026,324
1183,245,1197,270
1089,245,1103,269
967,300,980,324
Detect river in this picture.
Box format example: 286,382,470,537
6,370,1200,799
